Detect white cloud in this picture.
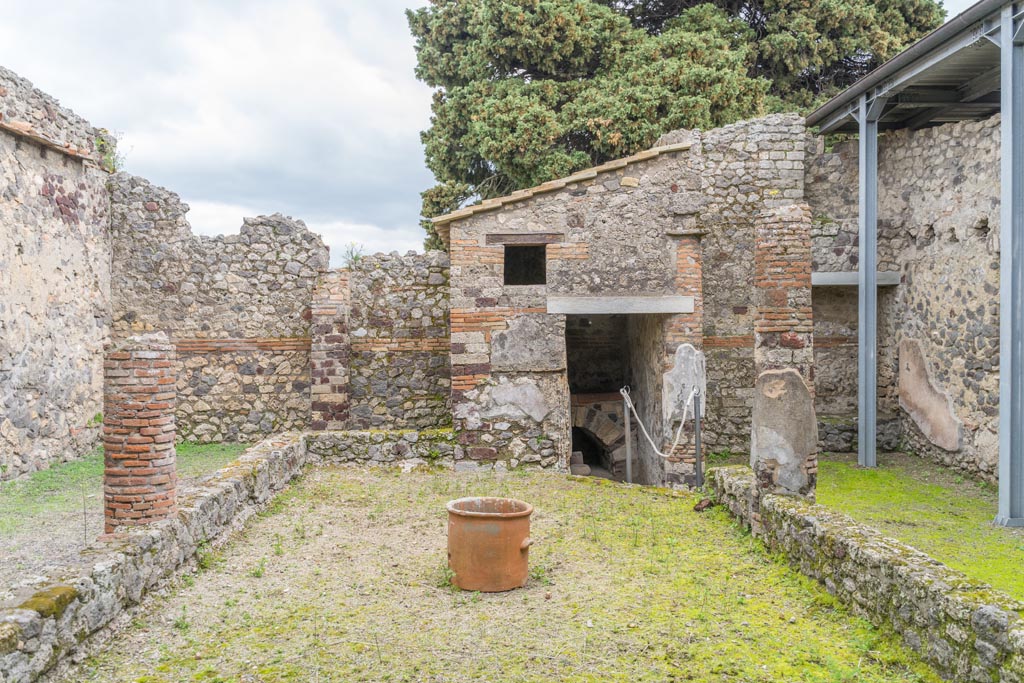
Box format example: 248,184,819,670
0,0,435,253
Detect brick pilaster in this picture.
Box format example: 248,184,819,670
753,204,814,385
664,234,705,483
103,333,177,533
310,270,351,429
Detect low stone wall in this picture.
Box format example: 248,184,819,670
708,466,1024,682
306,429,474,469
0,426,519,682
0,433,309,683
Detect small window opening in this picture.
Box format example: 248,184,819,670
504,245,546,286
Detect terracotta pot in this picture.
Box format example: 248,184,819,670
446,497,534,592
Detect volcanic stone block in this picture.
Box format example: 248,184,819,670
750,368,818,500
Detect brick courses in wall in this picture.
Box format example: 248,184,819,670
102,334,177,532
310,270,352,429
437,114,807,484
109,173,329,443
753,204,814,382
310,252,451,431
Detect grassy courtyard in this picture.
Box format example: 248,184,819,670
0,442,251,601
817,452,1024,601
76,467,940,683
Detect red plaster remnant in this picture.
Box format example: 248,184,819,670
103,336,177,533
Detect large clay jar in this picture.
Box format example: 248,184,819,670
446,497,533,592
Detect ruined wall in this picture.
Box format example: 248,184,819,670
807,115,1001,477
443,114,805,480
0,67,113,479
310,253,451,431
109,174,329,442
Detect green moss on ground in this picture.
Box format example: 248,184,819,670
0,442,251,535
817,452,1024,600
78,468,941,683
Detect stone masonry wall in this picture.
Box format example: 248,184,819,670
309,253,451,431
109,174,329,443
0,433,310,683
0,67,114,480
310,270,351,430
812,287,859,451
753,204,814,381
347,252,451,428
443,115,806,481
807,115,1001,477
698,116,806,454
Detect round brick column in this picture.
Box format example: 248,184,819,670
103,333,177,533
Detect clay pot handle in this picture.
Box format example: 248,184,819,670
520,537,534,551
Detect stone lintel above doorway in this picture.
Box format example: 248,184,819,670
547,296,694,315
485,232,564,245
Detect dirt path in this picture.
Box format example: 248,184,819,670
71,467,940,683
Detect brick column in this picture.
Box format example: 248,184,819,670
310,270,351,429
754,204,814,384
103,333,177,533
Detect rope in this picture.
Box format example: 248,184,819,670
619,385,698,459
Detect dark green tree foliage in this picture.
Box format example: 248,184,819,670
409,0,943,248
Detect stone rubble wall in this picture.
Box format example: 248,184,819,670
708,465,1024,683
346,252,451,428
109,173,329,443
811,287,858,450
445,114,805,482
305,428,461,466
309,253,451,431
0,66,113,163
806,116,1001,477
0,69,114,480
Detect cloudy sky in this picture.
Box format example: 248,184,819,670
0,0,973,266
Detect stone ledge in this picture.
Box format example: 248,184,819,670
708,465,1024,682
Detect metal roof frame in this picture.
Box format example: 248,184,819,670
808,0,1018,133
808,0,1024,526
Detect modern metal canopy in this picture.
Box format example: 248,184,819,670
808,0,1024,527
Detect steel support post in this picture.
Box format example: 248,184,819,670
997,3,1024,526
857,94,885,468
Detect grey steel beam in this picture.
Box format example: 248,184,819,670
811,271,901,287
961,65,1002,100
856,94,886,469
998,3,1024,527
